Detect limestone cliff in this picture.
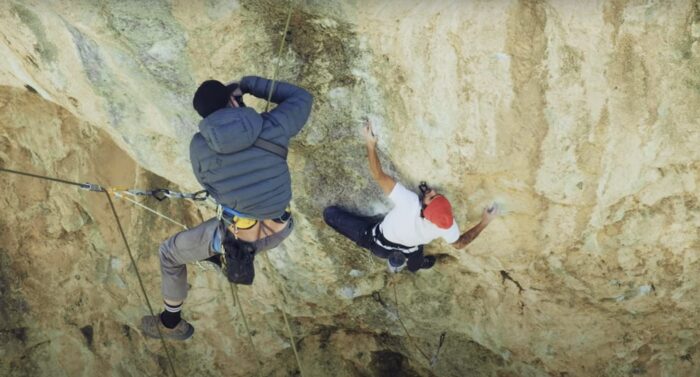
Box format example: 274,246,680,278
1,1,699,376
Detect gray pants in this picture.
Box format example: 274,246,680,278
159,217,294,302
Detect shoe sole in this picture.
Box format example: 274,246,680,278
170,324,195,341
141,321,195,341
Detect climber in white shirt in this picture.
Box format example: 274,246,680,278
323,118,499,272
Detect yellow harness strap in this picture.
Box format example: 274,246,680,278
228,206,291,233
233,216,258,230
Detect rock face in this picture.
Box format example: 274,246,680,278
1,1,700,376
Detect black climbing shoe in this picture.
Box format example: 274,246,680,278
141,315,194,341
421,256,436,270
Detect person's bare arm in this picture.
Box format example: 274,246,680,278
453,206,498,249
364,119,396,195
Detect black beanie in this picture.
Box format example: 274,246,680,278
193,80,230,118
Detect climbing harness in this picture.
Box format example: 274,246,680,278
221,207,291,232
371,224,420,253
233,219,259,231
218,205,259,232
0,167,97,189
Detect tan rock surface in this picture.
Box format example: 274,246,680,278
1,1,699,376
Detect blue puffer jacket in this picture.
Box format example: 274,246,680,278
189,76,313,219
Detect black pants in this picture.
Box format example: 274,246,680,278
323,206,425,272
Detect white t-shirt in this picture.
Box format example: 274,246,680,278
379,183,460,247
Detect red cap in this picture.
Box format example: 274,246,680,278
423,195,454,229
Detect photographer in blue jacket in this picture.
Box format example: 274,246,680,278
141,76,313,340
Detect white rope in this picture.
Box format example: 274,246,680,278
113,192,221,272
113,191,188,230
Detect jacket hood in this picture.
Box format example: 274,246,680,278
198,107,263,154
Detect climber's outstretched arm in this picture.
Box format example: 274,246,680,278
452,207,498,249
364,119,395,195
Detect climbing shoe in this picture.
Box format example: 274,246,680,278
140,315,194,341
386,251,406,273
421,256,436,270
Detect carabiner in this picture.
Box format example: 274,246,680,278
151,189,170,201
191,190,210,201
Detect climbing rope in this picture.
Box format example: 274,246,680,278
264,0,294,113
389,276,433,364
0,167,90,188
0,166,206,231
109,192,226,272
261,252,305,376
2,166,267,377
113,191,188,230
0,167,179,377
430,332,446,368
110,190,224,270
228,282,264,377
256,1,307,375
104,190,179,377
